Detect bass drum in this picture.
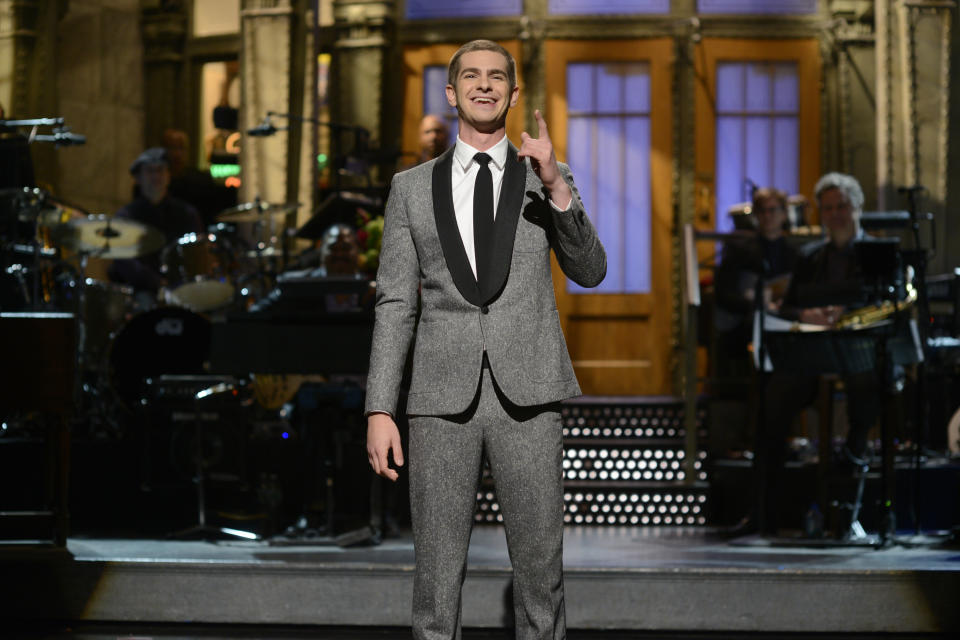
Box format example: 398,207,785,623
109,306,211,408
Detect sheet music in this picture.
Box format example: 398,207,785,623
751,311,828,371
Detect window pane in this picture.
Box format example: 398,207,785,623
744,63,771,113
715,116,745,234
567,64,594,112
624,117,651,293
595,116,624,292
745,116,772,187
550,0,670,14
773,117,798,192
698,0,817,14
624,63,651,112
568,117,594,214
716,64,744,112
596,65,624,114
772,64,799,113
406,0,522,19
566,61,651,294
714,62,799,234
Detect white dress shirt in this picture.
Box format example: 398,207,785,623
451,135,509,279
451,135,571,279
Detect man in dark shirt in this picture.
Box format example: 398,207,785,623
759,172,880,535
108,147,202,301
715,187,799,380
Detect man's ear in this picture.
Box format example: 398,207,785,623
509,84,519,108
446,84,457,108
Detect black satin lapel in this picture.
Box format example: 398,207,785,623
481,144,525,302
432,149,482,305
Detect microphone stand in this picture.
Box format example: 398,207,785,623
248,111,394,193
899,185,934,538
753,254,771,536
0,117,86,147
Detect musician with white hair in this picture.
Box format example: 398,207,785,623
758,172,882,536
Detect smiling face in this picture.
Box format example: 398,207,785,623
445,49,519,143
818,187,858,247
136,162,170,204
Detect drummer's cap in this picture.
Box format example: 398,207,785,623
129,147,168,175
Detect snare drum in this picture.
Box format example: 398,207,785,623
109,306,211,407
161,232,235,312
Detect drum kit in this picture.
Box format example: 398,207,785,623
0,186,298,422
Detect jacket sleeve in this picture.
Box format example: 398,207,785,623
548,164,606,289
364,173,421,416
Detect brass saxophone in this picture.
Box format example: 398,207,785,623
835,281,918,329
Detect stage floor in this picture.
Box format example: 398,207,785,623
3,526,960,636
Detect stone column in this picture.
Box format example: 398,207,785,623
331,0,394,186
140,0,187,147
0,0,39,117
240,0,293,208
240,0,317,230
2,0,61,187
876,0,955,274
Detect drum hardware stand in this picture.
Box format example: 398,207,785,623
168,382,259,541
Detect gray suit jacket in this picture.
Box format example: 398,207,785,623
365,142,606,417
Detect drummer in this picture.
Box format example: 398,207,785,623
108,147,202,304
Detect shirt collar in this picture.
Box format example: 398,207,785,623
454,134,508,172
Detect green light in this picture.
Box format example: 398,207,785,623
317,153,328,169
210,164,241,179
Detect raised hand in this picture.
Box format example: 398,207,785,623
519,109,571,208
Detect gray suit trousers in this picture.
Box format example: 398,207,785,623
409,362,566,640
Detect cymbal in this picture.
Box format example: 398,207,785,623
50,215,165,258
218,201,299,223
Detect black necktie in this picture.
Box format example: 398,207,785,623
473,152,494,288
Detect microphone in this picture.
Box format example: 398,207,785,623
34,128,86,147
247,115,280,137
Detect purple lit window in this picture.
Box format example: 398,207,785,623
406,0,521,19
715,62,798,233
566,62,651,294
423,65,459,144
697,0,817,13
549,0,669,15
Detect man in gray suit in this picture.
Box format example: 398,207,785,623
365,39,606,639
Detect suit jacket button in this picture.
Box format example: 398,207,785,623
480,305,489,314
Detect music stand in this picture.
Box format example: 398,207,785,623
167,380,259,541
295,191,383,238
